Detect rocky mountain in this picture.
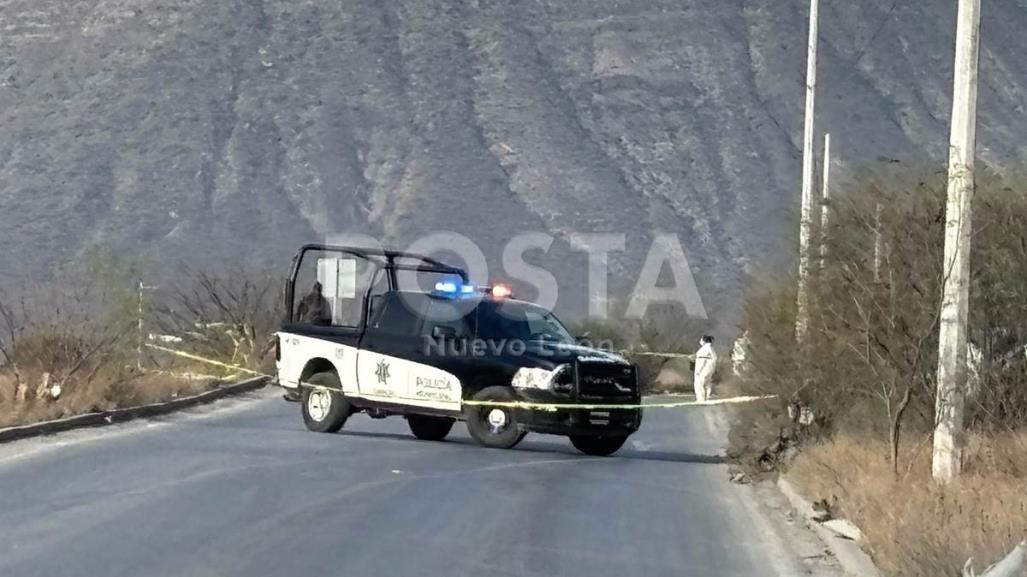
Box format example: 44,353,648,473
2,0,1025,331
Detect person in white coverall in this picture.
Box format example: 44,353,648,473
693,335,717,402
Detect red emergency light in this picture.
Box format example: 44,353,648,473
489,284,513,299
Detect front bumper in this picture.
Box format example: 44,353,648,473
514,390,643,437
518,407,643,436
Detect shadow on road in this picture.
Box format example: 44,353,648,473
336,430,728,465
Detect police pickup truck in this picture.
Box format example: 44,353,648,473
275,245,642,456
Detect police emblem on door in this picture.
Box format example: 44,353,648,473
375,359,391,384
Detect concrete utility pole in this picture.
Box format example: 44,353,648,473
933,0,982,484
819,133,831,268
796,0,820,340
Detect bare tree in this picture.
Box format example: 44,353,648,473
0,297,15,365
153,266,282,370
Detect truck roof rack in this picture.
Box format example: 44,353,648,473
291,244,467,282
284,245,469,324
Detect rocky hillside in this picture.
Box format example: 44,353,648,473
2,0,1025,329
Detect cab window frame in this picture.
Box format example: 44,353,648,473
288,249,379,332
369,292,429,336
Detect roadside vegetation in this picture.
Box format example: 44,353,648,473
574,307,714,394
2,251,703,428
730,168,1027,577
0,251,280,429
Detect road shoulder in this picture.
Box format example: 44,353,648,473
0,376,268,444
777,476,883,577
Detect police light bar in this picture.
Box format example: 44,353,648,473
435,281,458,293
433,280,478,298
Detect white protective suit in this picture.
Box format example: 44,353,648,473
693,341,717,402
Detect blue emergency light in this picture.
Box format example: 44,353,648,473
433,280,478,298
432,280,512,299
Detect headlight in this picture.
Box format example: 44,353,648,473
511,365,569,391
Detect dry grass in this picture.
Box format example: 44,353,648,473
0,366,222,429
0,262,277,430
789,433,1027,577
0,327,239,429
728,177,1027,575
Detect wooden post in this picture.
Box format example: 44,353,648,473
137,281,144,371
796,0,820,340
819,133,831,268
933,0,982,484
873,203,884,282
137,282,158,372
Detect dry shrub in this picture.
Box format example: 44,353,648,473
0,368,210,428
732,168,1027,576
151,266,282,373
789,434,1027,577
0,267,199,427
572,304,713,353
735,170,1027,470
569,305,713,394
0,253,137,419
0,253,274,428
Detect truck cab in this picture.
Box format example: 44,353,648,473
276,245,642,456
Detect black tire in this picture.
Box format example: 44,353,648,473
463,386,527,449
407,415,455,441
569,434,629,456
301,372,351,433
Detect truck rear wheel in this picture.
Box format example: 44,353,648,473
569,434,629,456
407,415,455,441
301,372,350,433
464,386,527,449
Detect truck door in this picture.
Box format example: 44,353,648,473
409,298,473,406
357,293,428,401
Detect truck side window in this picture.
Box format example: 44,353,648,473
291,250,375,328
421,300,474,339
366,294,387,327
371,294,426,335
364,269,391,325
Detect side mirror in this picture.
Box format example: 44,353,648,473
432,325,458,340
575,335,592,346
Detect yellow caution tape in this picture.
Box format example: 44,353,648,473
139,367,230,381
146,343,776,411
620,351,694,359
462,395,776,411
145,344,265,376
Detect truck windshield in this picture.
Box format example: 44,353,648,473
476,301,575,345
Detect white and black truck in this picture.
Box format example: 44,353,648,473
275,245,642,456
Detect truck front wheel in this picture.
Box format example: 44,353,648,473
407,415,455,441
301,372,351,433
464,386,527,449
569,434,629,456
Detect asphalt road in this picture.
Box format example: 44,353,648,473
0,391,836,577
